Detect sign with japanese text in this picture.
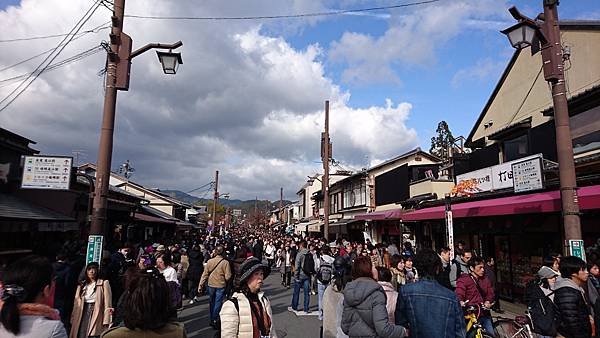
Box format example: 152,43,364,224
21,156,72,190
86,235,104,265
569,240,586,261
512,157,544,193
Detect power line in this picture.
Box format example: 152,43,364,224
125,0,440,21
0,21,111,43
186,181,216,194
0,0,103,113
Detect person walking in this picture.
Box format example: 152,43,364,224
322,256,351,338
341,256,407,337
554,256,592,338
317,246,335,321
186,245,204,304
436,247,453,291
395,248,466,338
376,267,397,323
403,257,418,284
220,257,277,337
70,262,113,338
279,244,292,289
455,256,495,335
0,255,68,338
265,241,276,269
52,252,73,326
289,240,313,314
198,245,232,329
484,257,503,313
100,268,185,338
450,249,472,289
157,254,181,311
525,266,560,338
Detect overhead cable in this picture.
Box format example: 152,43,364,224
0,21,111,43
125,0,440,21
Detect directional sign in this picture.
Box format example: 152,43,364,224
86,235,104,265
21,156,72,190
569,240,586,261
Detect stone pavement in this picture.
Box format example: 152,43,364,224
180,274,321,338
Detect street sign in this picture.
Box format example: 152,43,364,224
446,210,455,260
21,155,72,190
512,156,544,193
86,235,104,265
569,239,586,261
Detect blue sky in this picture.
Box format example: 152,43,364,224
0,0,599,199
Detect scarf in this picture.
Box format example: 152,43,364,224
0,301,61,321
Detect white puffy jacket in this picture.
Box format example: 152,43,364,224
220,291,277,338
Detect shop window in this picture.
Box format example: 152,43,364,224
342,181,366,208
503,134,529,162
570,105,600,154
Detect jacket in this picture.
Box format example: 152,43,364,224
100,322,186,338
294,248,310,280
186,249,204,281
436,259,453,290
220,291,277,338
322,284,348,338
342,277,407,338
455,274,494,306
449,258,469,288
70,279,113,337
554,277,592,338
378,282,398,323
0,303,68,338
199,255,232,289
395,279,466,338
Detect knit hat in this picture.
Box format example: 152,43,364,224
156,245,166,252
238,257,270,286
538,266,559,279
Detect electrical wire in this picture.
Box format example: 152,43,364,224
506,64,543,125
0,0,103,113
186,181,215,194
125,0,440,21
0,21,111,44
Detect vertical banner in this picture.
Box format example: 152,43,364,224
86,235,104,265
445,194,454,260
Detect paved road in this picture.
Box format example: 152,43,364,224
180,273,322,338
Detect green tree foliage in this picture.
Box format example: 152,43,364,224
430,121,454,161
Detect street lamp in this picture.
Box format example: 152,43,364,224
501,1,582,256
156,51,183,74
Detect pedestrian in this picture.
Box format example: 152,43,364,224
390,255,406,290
484,257,503,313
376,267,397,323
525,266,559,338
53,252,73,326
289,240,312,314
395,248,466,338
186,244,204,304
220,257,277,337
179,248,190,300
322,256,351,338
198,245,232,329
70,262,113,338
450,249,472,289
436,247,453,290
0,255,68,338
455,256,495,335
100,268,185,338
403,256,418,284
554,256,592,338
265,241,276,269
156,253,181,311
341,256,407,337
279,244,292,289
317,245,335,321
370,248,383,268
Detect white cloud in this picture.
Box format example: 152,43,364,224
451,57,505,88
0,0,419,200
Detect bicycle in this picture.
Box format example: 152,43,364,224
464,303,495,338
493,311,540,338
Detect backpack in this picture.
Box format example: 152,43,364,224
317,259,333,284
213,297,240,338
302,253,316,276
525,279,559,336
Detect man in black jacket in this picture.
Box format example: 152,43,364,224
554,255,592,338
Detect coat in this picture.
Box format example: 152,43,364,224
322,284,348,338
0,303,68,338
554,277,592,338
70,279,113,338
378,282,398,323
455,274,494,306
220,291,277,338
186,249,204,281
199,255,232,289
100,322,186,338
341,277,406,338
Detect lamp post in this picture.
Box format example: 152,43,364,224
501,0,581,255
90,0,183,236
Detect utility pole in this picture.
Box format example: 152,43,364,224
212,170,219,235
321,100,331,240
90,0,125,236
280,187,283,222
542,0,582,253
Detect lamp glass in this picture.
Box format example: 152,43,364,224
157,52,181,74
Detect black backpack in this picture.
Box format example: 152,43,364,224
317,259,333,284
525,279,559,336
302,253,316,275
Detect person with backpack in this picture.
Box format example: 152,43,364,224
289,240,313,314
450,249,472,288
554,256,593,338
317,245,335,321
525,266,560,338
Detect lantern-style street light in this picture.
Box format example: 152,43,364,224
501,0,582,256
156,50,183,74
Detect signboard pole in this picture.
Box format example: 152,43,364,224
445,194,455,260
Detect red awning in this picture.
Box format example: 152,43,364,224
134,213,176,224
355,209,402,221
402,184,600,221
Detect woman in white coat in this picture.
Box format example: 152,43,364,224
220,257,277,338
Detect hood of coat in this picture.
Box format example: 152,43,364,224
343,277,382,307
555,276,585,291
378,281,395,293
457,257,469,267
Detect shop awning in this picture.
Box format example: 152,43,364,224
134,213,175,224
0,193,75,222
307,220,323,232
354,209,402,221
402,184,600,221
295,222,308,232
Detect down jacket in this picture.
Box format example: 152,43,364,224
554,277,592,338
342,277,406,338
220,291,277,338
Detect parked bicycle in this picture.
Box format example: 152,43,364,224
493,311,540,338
464,302,495,338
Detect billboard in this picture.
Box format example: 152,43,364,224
21,156,72,190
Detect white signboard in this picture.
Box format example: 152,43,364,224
456,154,542,193
21,156,72,190
446,210,455,260
512,157,544,193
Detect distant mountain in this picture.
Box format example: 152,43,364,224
160,190,292,215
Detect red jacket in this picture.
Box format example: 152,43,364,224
455,273,495,305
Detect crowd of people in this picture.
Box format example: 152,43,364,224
1,222,600,338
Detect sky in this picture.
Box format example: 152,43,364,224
0,0,599,201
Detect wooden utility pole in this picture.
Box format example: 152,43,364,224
212,170,219,234
322,101,332,239
280,187,284,223
255,196,258,225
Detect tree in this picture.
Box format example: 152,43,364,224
430,121,455,161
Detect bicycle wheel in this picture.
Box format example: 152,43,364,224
493,319,531,338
